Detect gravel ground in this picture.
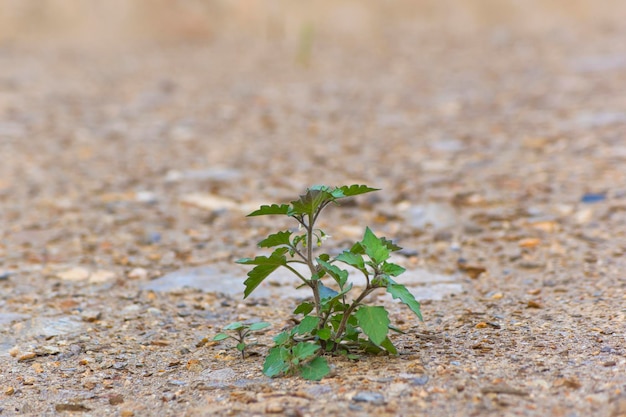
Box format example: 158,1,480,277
2,4,626,416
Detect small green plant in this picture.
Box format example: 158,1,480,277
212,321,271,359
236,185,422,380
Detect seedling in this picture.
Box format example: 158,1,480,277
212,321,271,359
236,185,423,380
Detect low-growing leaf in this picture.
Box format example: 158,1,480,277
355,306,390,345
300,356,330,381
387,284,423,321
273,331,290,345
379,337,398,355
258,231,292,248
293,302,314,316
247,204,290,217
248,322,271,331
236,342,246,352
223,322,244,331
212,333,230,341
292,342,320,360
295,316,319,335
263,347,290,377
317,327,331,340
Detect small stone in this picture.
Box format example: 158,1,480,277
17,352,36,362
410,375,430,386
353,391,385,405
5,386,15,395
527,300,542,309
81,310,102,322
57,267,90,282
120,411,135,417
89,269,116,283
109,394,124,405
265,401,285,413
55,403,91,412
519,238,541,248
128,268,148,280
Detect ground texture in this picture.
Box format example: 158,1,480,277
2,3,626,416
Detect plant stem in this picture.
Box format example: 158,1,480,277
333,286,376,342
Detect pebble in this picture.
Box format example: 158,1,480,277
128,267,149,280
352,391,385,405
57,267,90,281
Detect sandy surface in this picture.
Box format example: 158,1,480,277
2,2,626,416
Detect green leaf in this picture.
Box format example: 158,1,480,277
382,262,406,277
212,333,230,341
236,342,246,352
247,204,290,217
292,342,320,360
336,184,379,198
317,259,349,287
335,251,365,271
295,316,319,335
238,247,289,298
258,231,292,248
361,227,390,264
223,322,244,331
289,188,334,218
387,284,423,321
248,322,271,331
379,337,398,355
273,331,290,345
317,327,331,340
300,356,330,380
380,236,403,252
263,347,290,377
293,302,314,316
355,306,390,345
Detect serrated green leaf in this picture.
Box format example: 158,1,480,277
387,284,423,321
355,306,390,345
300,356,330,380
258,230,292,248
317,327,331,340
380,236,403,252
379,337,398,354
382,262,406,277
289,189,334,218
335,251,366,270
212,333,230,341
318,258,350,287
248,322,271,331
239,247,289,298
292,342,320,360
337,184,379,198
273,331,290,345
247,204,290,217
293,302,314,315
223,322,244,330
295,316,319,335
349,241,366,255
263,347,290,377
361,227,390,264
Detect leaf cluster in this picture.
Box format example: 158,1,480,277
230,185,422,380
212,321,271,359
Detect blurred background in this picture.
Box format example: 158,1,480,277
1,0,625,45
